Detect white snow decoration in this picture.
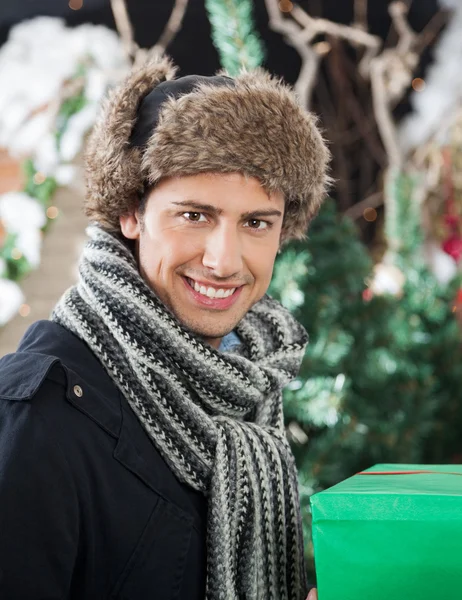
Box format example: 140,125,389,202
8,111,54,157
0,279,24,326
423,241,458,285
0,17,129,329
54,165,77,186
69,24,128,72
33,133,61,176
0,193,46,268
15,229,43,268
399,2,462,151
0,101,31,149
0,192,46,233
59,103,99,162
0,19,74,142
85,68,109,103
0,16,128,170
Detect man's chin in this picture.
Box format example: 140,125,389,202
169,302,249,347
182,319,238,347
192,327,234,348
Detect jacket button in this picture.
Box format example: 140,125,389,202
73,385,83,398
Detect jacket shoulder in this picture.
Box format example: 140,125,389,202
0,351,63,402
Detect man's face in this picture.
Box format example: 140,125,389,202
120,172,284,348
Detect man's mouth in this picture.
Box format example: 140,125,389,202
185,277,237,299
182,276,244,309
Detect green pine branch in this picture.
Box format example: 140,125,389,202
0,232,29,281
205,0,265,75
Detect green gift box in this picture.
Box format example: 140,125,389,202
310,464,462,599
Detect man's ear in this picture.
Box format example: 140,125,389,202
120,212,141,240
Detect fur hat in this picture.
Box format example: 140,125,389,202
84,56,330,241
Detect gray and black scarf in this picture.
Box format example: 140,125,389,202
52,225,309,600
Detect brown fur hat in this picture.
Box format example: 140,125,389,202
84,56,330,241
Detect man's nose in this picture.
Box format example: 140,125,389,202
202,225,243,278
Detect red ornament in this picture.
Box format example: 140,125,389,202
362,288,373,302
442,235,462,262
445,214,459,228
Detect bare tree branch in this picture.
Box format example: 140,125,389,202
152,0,190,57
369,2,419,169
369,57,402,168
264,0,320,107
366,2,421,254
263,0,435,240
326,44,387,166
111,0,190,66
110,0,139,61
291,5,378,49
354,0,368,31
414,8,448,55
344,191,383,220
389,1,417,54
264,0,383,106
289,4,381,76
265,0,426,170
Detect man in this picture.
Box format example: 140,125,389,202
0,57,329,599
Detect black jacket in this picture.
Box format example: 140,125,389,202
0,320,207,599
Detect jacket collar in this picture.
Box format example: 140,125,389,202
17,320,122,439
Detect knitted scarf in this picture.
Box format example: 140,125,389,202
52,225,309,600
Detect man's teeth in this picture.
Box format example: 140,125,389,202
189,279,236,299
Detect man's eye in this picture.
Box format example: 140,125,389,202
245,219,269,230
183,212,206,222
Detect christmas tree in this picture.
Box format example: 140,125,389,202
270,186,462,574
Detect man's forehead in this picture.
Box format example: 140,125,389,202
147,173,285,211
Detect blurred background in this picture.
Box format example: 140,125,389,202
1,0,461,576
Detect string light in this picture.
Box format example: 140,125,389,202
11,248,22,260
33,172,46,185
411,78,426,92
279,0,294,13
363,207,377,222
46,206,59,219
69,0,84,10
19,304,31,317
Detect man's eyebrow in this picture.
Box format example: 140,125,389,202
241,209,283,220
171,200,223,215
171,201,282,219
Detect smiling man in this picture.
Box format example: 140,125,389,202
0,57,329,599
120,172,285,348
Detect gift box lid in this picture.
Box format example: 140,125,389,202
310,464,462,598
310,464,462,523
